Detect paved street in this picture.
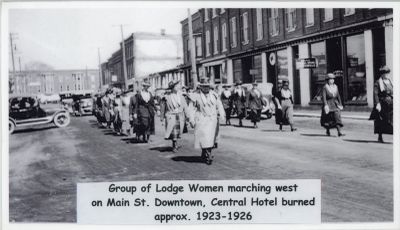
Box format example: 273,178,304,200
9,114,393,223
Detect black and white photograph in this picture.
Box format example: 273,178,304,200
1,1,399,229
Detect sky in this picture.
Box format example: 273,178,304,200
9,8,197,70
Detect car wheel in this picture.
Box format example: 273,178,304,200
9,120,15,134
54,113,70,128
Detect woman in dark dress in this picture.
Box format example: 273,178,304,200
133,80,156,143
220,85,233,125
369,66,393,143
320,73,344,137
246,81,264,128
231,81,246,127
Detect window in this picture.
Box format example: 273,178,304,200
269,9,279,36
256,9,263,40
310,41,327,101
285,8,297,31
306,8,314,26
222,23,227,51
230,17,237,48
346,33,366,102
187,39,191,61
241,12,249,44
324,8,333,21
205,30,211,56
344,8,355,16
253,55,263,82
195,36,202,57
213,25,219,54
204,9,209,22
212,9,217,18
220,8,225,14
277,49,288,81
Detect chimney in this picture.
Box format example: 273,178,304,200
161,29,166,36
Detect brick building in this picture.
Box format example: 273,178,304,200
151,8,393,109
11,69,100,96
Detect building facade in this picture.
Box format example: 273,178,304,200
11,69,100,96
171,8,393,108
101,31,183,91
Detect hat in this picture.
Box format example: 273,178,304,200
168,80,181,89
198,77,211,87
326,73,335,80
252,80,259,86
235,80,242,86
283,81,289,86
222,84,231,88
379,66,390,74
142,79,151,87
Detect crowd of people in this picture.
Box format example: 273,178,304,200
91,66,393,165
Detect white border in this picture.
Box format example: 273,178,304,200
1,1,399,230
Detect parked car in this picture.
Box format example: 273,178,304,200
71,91,94,116
9,96,70,134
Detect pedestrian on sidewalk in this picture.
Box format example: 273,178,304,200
133,80,156,143
160,80,189,152
220,84,233,125
272,79,284,129
188,78,225,165
129,90,137,137
320,73,344,137
246,81,264,128
369,66,393,143
277,80,297,132
232,80,246,127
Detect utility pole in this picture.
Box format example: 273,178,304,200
113,24,129,91
97,48,102,91
187,9,198,88
9,33,16,93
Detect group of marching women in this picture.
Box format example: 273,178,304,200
94,78,226,165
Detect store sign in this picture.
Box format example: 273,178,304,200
348,57,359,67
296,58,318,69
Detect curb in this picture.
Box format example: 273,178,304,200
294,113,369,121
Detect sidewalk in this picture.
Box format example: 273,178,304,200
294,109,370,120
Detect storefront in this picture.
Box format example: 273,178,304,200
232,54,262,84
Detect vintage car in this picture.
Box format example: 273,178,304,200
71,91,94,116
9,96,70,134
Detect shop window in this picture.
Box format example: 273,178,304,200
310,41,327,102
285,8,297,31
256,9,263,40
222,23,227,52
269,9,279,36
186,39,191,62
241,12,249,45
233,59,242,83
344,8,355,16
346,33,366,102
306,8,314,26
324,8,333,22
277,49,288,81
230,17,237,48
253,55,263,82
213,25,219,55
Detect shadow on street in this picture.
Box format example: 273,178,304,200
171,156,205,163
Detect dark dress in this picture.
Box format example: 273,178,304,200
272,86,283,125
220,91,233,121
369,78,393,134
231,88,246,119
246,89,264,123
320,84,343,129
134,91,156,136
